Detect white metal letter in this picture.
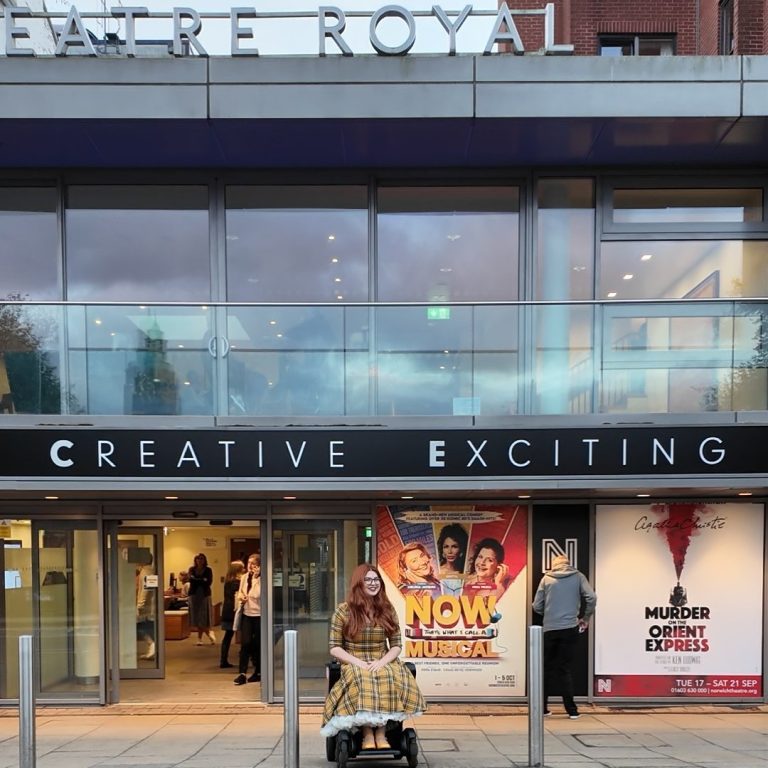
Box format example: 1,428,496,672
50,439,74,468
429,440,446,468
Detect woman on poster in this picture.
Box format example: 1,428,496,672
463,537,511,600
321,564,426,750
396,542,441,596
436,523,468,596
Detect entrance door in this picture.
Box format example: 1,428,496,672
270,517,371,700
108,528,164,682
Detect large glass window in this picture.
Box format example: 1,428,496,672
65,186,210,301
536,179,595,301
599,240,768,300
0,187,59,300
225,186,368,302
377,186,520,301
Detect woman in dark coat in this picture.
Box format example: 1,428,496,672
188,552,215,645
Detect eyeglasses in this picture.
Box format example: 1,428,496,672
363,577,381,585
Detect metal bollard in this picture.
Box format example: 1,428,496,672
283,629,299,768
528,625,544,768
19,634,36,768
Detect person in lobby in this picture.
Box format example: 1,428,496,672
188,553,215,645
220,559,245,669
532,554,597,719
321,563,425,749
234,553,261,685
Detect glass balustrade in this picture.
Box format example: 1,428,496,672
0,301,765,418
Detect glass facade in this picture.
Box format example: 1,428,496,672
0,176,766,417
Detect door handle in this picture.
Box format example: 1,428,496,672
207,337,217,358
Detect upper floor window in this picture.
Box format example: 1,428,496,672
376,185,520,302
599,35,675,56
0,187,59,301
225,186,368,303
65,185,210,302
719,0,734,54
605,183,765,234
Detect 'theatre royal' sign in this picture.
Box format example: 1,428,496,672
1,3,574,57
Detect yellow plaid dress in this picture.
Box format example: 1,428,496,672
321,602,426,736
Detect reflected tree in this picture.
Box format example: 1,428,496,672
0,293,66,414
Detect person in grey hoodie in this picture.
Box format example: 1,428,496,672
532,554,596,719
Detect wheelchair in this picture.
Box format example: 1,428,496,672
325,660,419,768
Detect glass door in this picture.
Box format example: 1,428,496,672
109,528,164,681
1,520,100,703
270,517,371,701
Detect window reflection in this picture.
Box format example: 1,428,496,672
377,186,519,301
65,186,210,301
599,240,768,299
0,187,58,300
225,186,368,302
536,179,594,300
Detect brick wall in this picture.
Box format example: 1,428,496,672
500,0,766,55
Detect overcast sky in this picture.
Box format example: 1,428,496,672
41,0,503,55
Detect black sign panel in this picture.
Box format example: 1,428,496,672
0,425,761,478
531,505,591,696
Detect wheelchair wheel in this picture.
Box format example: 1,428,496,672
403,728,418,768
336,731,350,768
325,735,337,763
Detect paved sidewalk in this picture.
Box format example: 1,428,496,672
0,704,766,768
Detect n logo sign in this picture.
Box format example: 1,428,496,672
541,538,578,572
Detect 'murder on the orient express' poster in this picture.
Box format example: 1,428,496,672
376,504,527,698
594,503,764,698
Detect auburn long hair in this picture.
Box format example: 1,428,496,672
343,563,398,640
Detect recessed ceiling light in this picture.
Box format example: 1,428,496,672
607,291,617,298
637,493,650,498
334,277,342,283
518,494,531,499
336,295,344,300
623,274,634,280
401,495,414,499
165,495,179,500
331,257,339,263
738,491,753,496
94,318,102,325
328,234,335,240
44,496,59,500
283,496,297,500
641,253,653,261
269,320,277,325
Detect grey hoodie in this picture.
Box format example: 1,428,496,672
532,563,596,632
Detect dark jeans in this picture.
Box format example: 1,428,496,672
239,614,261,675
543,627,579,715
220,628,234,665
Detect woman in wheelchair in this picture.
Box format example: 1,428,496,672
321,563,425,751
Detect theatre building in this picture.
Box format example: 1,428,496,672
0,0,766,707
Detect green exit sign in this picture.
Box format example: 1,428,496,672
427,306,451,320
